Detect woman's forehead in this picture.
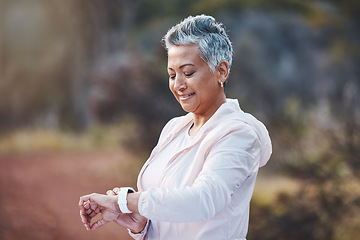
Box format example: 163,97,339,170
167,45,203,67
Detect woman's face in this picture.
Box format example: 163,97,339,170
167,45,226,117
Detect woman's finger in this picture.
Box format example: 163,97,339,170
90,218,108,230
89,211,98,218
80,210,91,230
83,200,91,209
113,187,121,194
90,201,98,211
79,194,92,207
106,190,115,196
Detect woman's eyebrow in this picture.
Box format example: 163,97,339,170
168,63,195,70
180,63,195,69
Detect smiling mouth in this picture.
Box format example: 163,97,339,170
179,92,195,100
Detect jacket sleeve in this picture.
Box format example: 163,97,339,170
138,126,261,222
127,220,150,240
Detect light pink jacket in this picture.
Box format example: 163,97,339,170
130,99,272,240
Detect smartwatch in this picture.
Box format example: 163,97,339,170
117,187,135,213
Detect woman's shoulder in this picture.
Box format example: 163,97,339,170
165,114,189,127
160,113,192,135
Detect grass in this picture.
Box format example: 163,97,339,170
253,170,300,205
0,121,137,155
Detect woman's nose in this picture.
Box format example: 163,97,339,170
174,75,187,91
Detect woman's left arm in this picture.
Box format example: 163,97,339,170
133,127,261,222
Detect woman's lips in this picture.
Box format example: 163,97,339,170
179,92,195,101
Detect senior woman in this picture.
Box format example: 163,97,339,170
79,14,272,240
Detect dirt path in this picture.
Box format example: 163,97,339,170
0,151,143,240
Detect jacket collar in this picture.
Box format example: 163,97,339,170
165,99,242,143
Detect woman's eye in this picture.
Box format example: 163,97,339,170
169,75,176,80
185,72,194,77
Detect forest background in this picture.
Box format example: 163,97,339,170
0,0,359,239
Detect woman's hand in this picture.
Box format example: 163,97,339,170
79,193,120,230
107,188,148,234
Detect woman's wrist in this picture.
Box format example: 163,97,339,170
111,195,121,213
117,187,135,213
127,192,141,213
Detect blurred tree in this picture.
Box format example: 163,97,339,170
0,0,96,130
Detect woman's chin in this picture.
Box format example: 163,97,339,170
180,104,195,113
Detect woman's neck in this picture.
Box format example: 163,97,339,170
189,97,226,136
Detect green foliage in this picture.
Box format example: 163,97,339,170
191,0,313,15
250,175,360,240
252,96,360,239
135,0,194,25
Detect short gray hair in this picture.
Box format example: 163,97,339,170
163,15,233,74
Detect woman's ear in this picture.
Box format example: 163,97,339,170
217,61,229,82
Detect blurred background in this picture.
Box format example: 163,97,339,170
0,0,359,239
